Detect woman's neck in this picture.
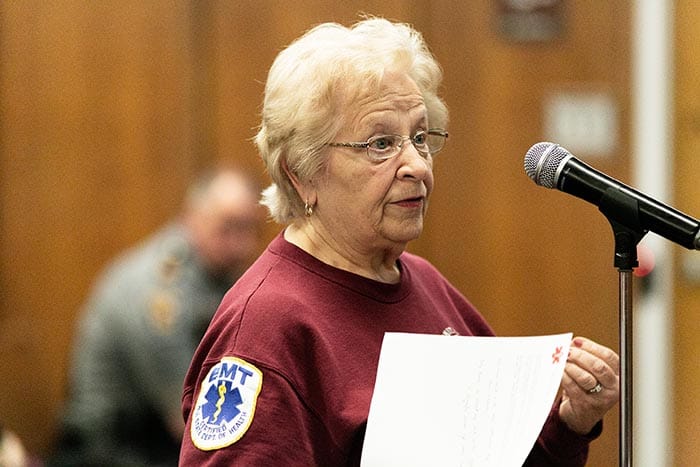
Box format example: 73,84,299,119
284,223,402,284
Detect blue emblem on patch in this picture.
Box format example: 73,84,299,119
191,357,263,451
202,381,242,424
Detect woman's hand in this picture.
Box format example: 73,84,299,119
559,336,620,435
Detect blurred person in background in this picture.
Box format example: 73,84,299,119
179,17,620,466
49,165,264,466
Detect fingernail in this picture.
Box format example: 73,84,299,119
573,338,584,347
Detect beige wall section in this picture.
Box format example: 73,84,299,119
0,2,631,463
674,1,700,465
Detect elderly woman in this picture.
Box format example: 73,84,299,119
179,17,619,465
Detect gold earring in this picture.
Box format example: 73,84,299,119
304,199,313,217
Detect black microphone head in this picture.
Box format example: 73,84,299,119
523,142,572,188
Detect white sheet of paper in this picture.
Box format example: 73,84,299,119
361,332,572,467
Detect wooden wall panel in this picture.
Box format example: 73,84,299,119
674,1,700,465
0,2,630,464
0,0,204,454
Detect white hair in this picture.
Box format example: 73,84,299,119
255,17,449,224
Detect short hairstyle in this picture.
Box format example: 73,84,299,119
255,16,449,224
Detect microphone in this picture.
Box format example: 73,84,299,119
524,142,700,250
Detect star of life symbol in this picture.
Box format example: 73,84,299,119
191,357,263,451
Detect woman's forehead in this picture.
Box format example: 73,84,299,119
347,73,426,128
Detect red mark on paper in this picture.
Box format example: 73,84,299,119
552,346,563,364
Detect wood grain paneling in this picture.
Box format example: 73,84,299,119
674,1,700,465
0,0,203,454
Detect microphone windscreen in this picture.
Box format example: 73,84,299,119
524,142,570,188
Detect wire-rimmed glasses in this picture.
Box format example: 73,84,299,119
328,129,448,162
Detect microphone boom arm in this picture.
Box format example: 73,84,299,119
558,157,700,250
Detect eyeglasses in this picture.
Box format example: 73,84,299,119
328,129,448,162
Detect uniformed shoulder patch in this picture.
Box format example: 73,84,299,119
191,357,263,451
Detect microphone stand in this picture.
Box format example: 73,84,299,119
600,190,648,467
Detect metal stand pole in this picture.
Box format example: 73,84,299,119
606,217,644,467
619,270,633,467
597,188,647,467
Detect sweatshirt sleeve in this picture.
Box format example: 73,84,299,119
180,359,346,466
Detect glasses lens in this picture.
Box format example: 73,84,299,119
411,131,429,153
365,131,446,160
367,135,401,160
427,132,446,154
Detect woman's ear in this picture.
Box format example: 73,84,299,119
282,159,317,206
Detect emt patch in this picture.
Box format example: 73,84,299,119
191,357,263,451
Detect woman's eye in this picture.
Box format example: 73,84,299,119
370,136,394,151
413,132,427,145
